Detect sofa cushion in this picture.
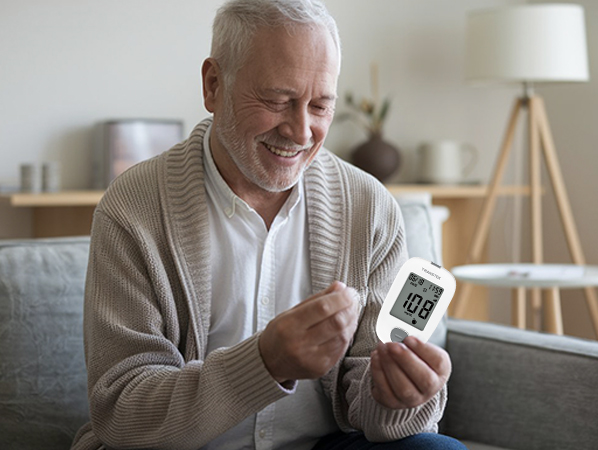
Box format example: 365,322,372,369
0,237,91,450
444,319,598,450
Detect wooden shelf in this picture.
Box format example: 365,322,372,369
385,184,532,198
0,190,105,207
0,185,531,208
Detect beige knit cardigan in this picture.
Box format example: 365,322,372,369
71,119,446,450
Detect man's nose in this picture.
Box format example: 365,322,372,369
279,105,312,147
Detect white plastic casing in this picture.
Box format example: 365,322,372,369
376,257,456,343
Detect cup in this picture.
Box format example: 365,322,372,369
417,140,478,184
42,162,61,192
20,164,41,193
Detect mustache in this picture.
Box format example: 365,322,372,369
258,131,314,151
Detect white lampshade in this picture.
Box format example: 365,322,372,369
466,4,589,84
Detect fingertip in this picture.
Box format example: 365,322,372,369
329,281,346,292
371,350,379,364
346,287,360,304
403,336,416,346
324,281,345,294
403,336,423,350
387,341,407,357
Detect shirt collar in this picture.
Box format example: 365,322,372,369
203,124,303,221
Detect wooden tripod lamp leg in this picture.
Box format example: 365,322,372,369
544,287,564,335
453,99,523,318
529,97,544,329
512,287,526,329
535,96,598,338
529,97,544,264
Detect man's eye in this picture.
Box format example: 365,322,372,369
311,104,334,115
267,100,288,109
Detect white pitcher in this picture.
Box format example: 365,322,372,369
417,140,477,184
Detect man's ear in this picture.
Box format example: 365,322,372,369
202,58,222,113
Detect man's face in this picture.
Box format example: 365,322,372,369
210,24,339,193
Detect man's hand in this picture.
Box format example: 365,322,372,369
259,281,359,384
370,337,451,410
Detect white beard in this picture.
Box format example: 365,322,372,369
213,93,314,193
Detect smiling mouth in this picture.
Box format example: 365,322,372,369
263,142,303,158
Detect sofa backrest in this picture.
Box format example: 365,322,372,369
444,319,598,449
0,237,91,450
395,192,448,267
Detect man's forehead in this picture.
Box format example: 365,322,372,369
250,24,339,66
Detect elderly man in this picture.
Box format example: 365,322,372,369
72,1,466,449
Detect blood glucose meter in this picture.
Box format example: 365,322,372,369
376,257,456,344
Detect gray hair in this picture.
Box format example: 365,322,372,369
210,0,341,88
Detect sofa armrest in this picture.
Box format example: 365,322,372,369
443,319,598,450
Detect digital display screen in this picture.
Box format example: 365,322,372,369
389,272,444,331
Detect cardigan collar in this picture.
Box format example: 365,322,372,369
160,118,346,356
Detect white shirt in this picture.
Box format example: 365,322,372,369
201,126,340,450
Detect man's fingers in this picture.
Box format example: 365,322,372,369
385,342,436,397
258,282,360,382
403,337,452,380
301,281,345,305
373,339,450,409
369,338,451,410
306,300,358,345
379,343,425,406
371,347,401,407
293,285,357,329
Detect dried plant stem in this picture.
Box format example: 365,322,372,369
371,62,379,108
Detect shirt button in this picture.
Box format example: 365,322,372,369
259,429,266,439
261,297,270,305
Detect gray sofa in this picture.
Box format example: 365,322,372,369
1,196,598,450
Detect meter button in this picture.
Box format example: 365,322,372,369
390,328,409,343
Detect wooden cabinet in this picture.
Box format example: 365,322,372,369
0,191,103,238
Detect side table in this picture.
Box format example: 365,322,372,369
451,263,598,336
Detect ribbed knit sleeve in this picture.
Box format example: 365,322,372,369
307,152,447,441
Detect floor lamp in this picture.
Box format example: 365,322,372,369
452,4,598,336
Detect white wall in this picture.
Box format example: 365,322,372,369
0,0,215,189
0,0,522,190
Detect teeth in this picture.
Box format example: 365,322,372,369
264,143,300,158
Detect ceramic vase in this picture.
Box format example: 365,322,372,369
350,133,401,182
